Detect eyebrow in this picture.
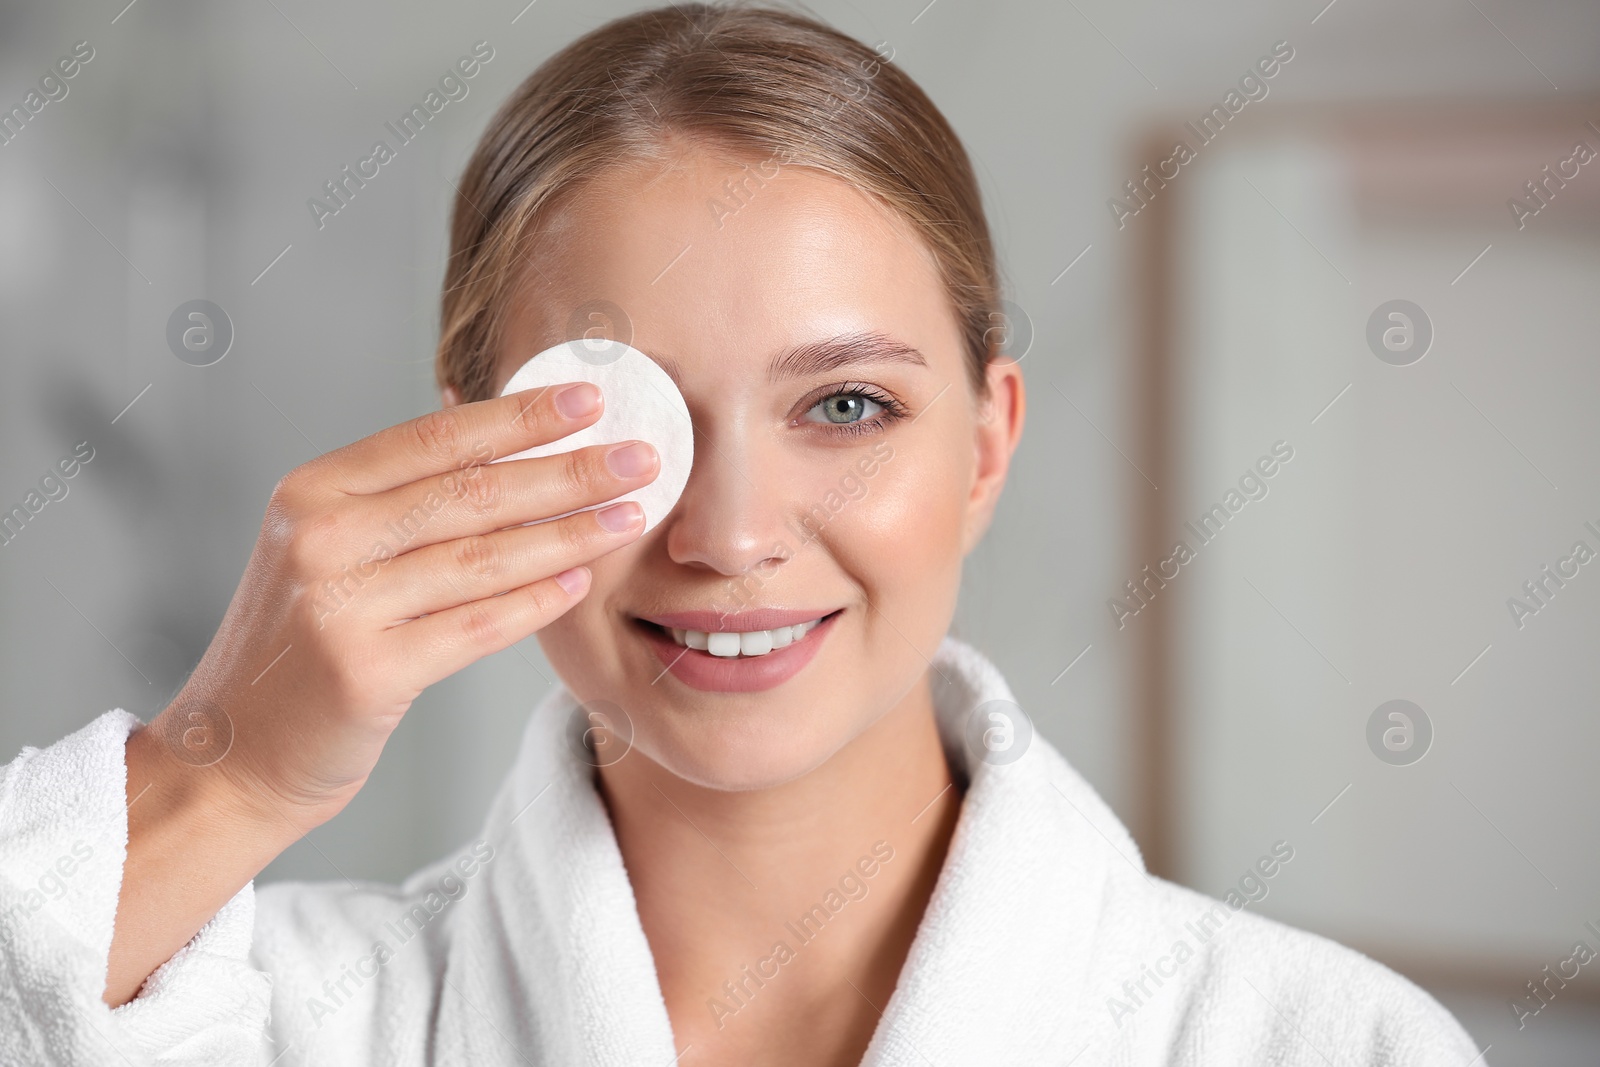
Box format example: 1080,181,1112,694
648,331,928,388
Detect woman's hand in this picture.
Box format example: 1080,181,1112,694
174,380,655,829
108,381,656,1005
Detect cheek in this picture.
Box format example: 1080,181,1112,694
821,437,970,664
841,441,968,587
534,551,639,703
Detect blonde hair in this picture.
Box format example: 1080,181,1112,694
437,1,1001,404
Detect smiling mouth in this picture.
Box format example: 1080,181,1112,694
632,609,844,659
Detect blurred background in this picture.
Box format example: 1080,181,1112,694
2,0,1597,1061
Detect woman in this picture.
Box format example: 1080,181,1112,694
0,4,1482,1065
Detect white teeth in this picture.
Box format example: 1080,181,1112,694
665,617,825,657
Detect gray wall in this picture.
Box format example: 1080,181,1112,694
3,1,1597,1061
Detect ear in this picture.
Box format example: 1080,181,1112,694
440,383,463,409
961,356,1026,556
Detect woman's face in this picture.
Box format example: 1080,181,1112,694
466,143,1022,791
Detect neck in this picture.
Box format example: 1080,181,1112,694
595,669,964,1057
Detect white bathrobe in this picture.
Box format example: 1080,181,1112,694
0,635,1485,1066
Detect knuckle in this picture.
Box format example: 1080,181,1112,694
458,602,507,650
278,518,321,575
302,509,346,555
449,465,500,514
270,466,308,504
281,511,341,573
262,499,298,554
452,534,501,581
532,577,570,619
558,511,601,555
518,579,565,629
265,468,312,530
509,391,543,434
560,449,601,500
412,409,465,463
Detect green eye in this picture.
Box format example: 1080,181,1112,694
809,392,884,425
796,382,909,438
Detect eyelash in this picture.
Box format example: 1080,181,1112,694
799,383,910,437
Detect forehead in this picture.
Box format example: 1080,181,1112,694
495,144,960,386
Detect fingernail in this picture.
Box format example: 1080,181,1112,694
555,382,601,419
596,501,643,532
554,566,589,596
605,441,657,478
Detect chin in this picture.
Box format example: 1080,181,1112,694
625,707,852,792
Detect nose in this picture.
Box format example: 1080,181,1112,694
663,428,793,578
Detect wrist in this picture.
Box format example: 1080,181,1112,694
109,723,299,1008
125,710,306,863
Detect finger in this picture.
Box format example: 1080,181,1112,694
389,565,593,687
356,501,644,623
346,438,659,553
309,382,605,496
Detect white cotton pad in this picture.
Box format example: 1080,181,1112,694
493,339,693,534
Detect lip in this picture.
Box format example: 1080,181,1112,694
633,609,843,692
638,608,838,633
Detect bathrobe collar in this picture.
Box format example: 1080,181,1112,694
485,634,1134,1064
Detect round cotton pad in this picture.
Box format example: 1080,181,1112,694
493,339,693,534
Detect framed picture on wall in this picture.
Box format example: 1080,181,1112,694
1124,100,1600,1024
